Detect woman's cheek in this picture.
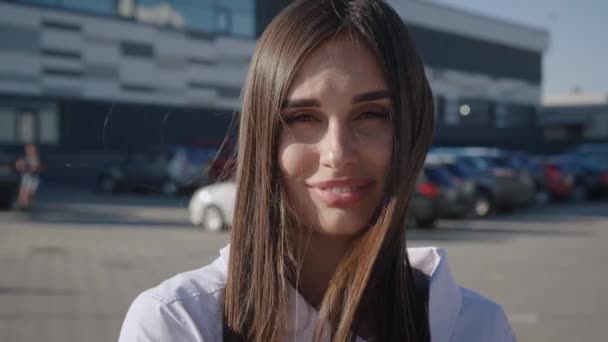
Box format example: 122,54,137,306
278,141,317,179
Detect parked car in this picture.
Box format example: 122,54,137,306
539,157,576,201
409,172,442,229
0,151,20,210
508,151,551,204
189,181,236,232
190,178,444,231
428,153,495,217
555,154,608,200
97,145,212,196
432,148,535,213
421,160,476,219
439,147,536,211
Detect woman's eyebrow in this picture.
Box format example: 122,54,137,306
282,89,391,109
352,90,391,103
282,98,321,109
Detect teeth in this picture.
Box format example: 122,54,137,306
326,186,359,193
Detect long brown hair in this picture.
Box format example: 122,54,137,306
223,0,435,341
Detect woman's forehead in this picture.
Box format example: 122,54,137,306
287,36,388,99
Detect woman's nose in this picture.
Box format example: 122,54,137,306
319,120,358,169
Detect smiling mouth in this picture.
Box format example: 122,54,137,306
309,180,374,207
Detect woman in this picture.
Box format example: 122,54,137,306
119,0,515,341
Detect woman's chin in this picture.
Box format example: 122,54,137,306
313,216,371,239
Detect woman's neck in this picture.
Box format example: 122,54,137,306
295,230,354,309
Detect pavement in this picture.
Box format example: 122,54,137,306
1,186,607,341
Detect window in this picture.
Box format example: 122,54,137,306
443,98,460,125
171,2,214,32
20,0,60,6
18,111,37,144
0,107,17,143
61,0,115,15
231,12,254,37
0,98,59,145
215,7,231,34
20,0,114,15
219,0,253,13
457,98,493,126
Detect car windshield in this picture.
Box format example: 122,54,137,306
445,162,473,178
425,166,454,186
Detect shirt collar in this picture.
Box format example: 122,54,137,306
409,247,462,342
217,245,462,342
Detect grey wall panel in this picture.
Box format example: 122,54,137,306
119,57,158,85
40,28,83,52
41,47,81,59
186,88,217,106
43,75,82,93
0,72,40,84
0,3,40,28
43,67,83,78
85,63,119,80
42,55,83,71
156,67,187,91
0,52,41,77
41,19,81,32
122,84,155,93
155,30,191,61
82,18,121,44
105,20,156,45
82,40,120,65
83,80,120,99
0,24,39,53
157,55,185,69
43,84,82,97
121,41,155,58
184,39,217,62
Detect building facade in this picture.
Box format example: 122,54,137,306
0,0,255,154
0,0,550,158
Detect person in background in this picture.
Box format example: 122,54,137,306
15,143,43,210
119,0,516,341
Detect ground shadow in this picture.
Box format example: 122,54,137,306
20,204,192,229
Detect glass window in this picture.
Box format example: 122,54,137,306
0,107,17,143
458,98,493,126
18,111,36,144
215,8,231,34
218,0,253,13
232,12,254,37
60,0,115,15
20,0,60,6
424,166,454,186
172,0,213,7
39,108,59,144
171,2,214,32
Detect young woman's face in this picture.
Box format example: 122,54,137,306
278,37,394,238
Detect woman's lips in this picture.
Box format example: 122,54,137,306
308,179,374,207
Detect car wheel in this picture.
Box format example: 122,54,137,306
473,192,493,218
98,176,116,194
161,180,178,196
202,205,225,232
416,218,436,229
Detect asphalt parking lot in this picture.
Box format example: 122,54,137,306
0,186,607,342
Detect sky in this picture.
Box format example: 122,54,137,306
430,0,608,102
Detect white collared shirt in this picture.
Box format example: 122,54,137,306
119,246,516,341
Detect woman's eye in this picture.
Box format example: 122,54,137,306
357,111,390,120
285,113,318,124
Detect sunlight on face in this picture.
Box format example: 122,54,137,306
278,36,394,239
